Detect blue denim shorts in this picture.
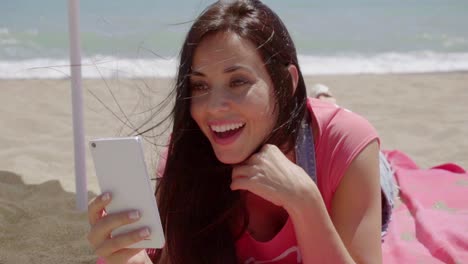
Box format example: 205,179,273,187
379,151,399,237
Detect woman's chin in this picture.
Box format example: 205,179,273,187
214,151,248,165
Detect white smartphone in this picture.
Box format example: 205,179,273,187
89,136,165,249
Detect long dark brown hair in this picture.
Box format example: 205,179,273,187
153,1,307,263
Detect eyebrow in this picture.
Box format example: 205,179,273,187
191,65,252,77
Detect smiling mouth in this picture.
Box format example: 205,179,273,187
210,123,246,143
214,126,243,138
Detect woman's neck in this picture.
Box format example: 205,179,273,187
241,148,296,241
244,191,289,242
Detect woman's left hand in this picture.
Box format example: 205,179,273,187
231,144,318,209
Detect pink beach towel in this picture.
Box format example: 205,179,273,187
382,150,468,264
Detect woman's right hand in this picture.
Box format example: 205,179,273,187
87,192,153,264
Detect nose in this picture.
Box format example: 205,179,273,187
206,87,231,114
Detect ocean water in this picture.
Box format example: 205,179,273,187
1,0,468,78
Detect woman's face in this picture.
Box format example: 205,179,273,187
190,32,278,164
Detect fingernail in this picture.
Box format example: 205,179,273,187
128,210,140,220
101,193,110,201
139,228,150,238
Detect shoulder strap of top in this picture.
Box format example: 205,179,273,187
295,113,317,183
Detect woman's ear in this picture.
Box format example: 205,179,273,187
287,64,299,95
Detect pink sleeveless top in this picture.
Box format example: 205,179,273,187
235,98,379,264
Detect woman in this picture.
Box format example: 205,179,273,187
87,1,397,263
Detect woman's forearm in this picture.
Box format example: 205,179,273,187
285,188,355,264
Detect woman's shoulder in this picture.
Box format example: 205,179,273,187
306,96,380,180
306,97,378,143
306,98,380,211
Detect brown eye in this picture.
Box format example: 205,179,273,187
190,81,208,92
230,78,249,87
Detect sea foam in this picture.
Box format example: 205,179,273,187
1,52,468,79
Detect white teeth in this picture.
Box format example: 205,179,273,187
210,123,245,133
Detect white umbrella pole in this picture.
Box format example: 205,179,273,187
68,0,87,211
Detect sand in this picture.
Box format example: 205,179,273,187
0,73,467,263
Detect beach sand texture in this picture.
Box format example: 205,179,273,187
0,73,467,263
